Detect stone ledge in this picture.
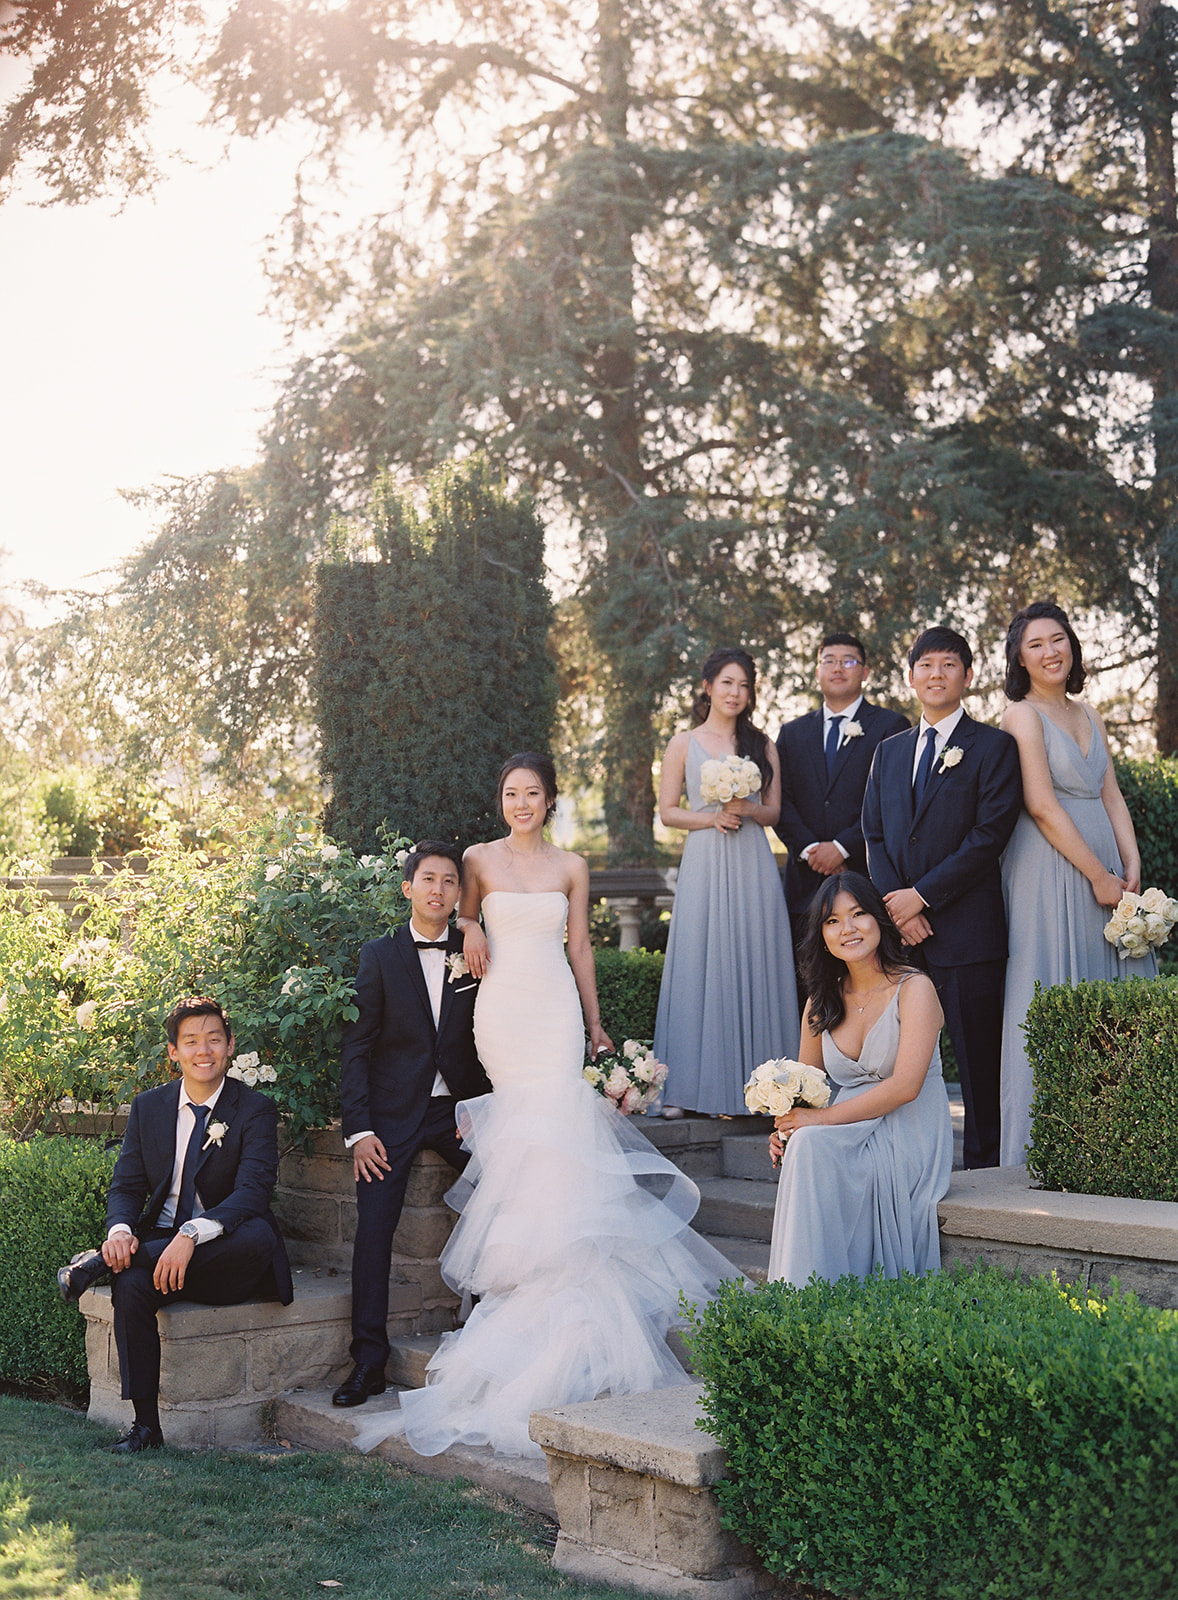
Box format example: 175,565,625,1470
530,1384,726,1490
532,1386,785,1598
938,1166,1178,1262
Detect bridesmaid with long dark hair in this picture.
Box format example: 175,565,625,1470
654,647,800,1116
998,600,1156,1165
767,872,952,1287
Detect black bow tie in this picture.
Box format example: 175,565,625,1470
414,939,449,951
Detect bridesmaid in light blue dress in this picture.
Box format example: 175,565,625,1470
767,872,952,1286
998,602,1156,1166
654,648,800,1117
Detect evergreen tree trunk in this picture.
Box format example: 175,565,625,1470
590,0,657,864
1140,0,1178,753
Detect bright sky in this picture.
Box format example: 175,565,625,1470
0,100,297,601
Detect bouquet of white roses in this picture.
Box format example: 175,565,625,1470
744,1057,832,1118
584,1039,668,1115
698,755,762,806
1103,886,1178,960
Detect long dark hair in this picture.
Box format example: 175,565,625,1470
800,872,914,1036
1004,601,1086,700
690,647,772,790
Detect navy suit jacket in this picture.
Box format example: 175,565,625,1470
776,698,910,919
339,923,490,1144
105,1075,293,1303
861,712,1022,969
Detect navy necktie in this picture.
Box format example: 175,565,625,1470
824,714,844,778
175,1103,210,1229
913,726,938,808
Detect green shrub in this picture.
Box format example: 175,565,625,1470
0,813,412,1144
690,1266,1178,1600
1024,975,1178,1199
1115,755,1178,898
593,948,665,1042
316,461,556,854
0,1136,117,1390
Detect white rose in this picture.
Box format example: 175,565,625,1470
394,849,409,868
623,1039,642,1060
265,863,283,882
321,876,338,895
75,1000,99,1029
296,831,315,844
0,992,7,1012
320,843,341,862
281,970,301,995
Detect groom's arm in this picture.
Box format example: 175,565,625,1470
911,729,1023,913
340,940,383,1142
861,745,905,894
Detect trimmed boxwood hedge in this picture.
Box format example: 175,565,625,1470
593,947,664,1043
0,1135,117,1391
1115,754,1178,900
1024,974,1178,1199
690,1266,1178,1600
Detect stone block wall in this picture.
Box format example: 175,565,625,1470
274,1130,462,1334
84,1273,424,1448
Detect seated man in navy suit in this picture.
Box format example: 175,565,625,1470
862,627,1022,1169
57,995,293,1452
331,840,490,1408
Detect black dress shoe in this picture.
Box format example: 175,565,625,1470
332,1363,387,1407
110,1422,164,1454
57,1249,109,1303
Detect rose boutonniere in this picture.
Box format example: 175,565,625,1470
446,953,470,984
938,746,963,773
202,1120,229,1152
841,720,863,741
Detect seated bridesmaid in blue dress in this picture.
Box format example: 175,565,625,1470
767,872,953,1287
654,646,800,1118
998,600,1157,1166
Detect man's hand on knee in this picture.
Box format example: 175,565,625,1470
153,1234,195,1294
353,1135,390,1184
102,1233,138,1273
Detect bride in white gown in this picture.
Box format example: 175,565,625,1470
354,753,739,1459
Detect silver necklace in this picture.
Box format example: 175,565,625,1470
849,979,891,1014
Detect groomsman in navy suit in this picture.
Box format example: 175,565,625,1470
332,840,490,1408
775,632,909,944
56,995,293,1452
862,626,1022,1168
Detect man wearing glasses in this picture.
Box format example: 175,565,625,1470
775,633,909,969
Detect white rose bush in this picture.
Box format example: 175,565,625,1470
1102,886,1178,960
0,811,413,1142
583,1039,669,1115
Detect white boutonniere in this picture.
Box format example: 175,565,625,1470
202,1120,229,1151
446,953,470,984
842,720,863,741
939,746,963,772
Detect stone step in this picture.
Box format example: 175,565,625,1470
703,1234,772,1284
694,1177,777,1243
274,1386,555,1517
720,1132,778,1183
387,1331,442,1389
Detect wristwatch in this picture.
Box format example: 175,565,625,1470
178,1222,201,1245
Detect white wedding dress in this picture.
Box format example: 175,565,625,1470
353,890,739,1459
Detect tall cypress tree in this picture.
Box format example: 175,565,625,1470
315,460,556,852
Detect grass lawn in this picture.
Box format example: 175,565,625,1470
0,1397,634,1600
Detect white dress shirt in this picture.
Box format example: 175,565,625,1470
344,921,453,1151
911,706,965,785
108,1079,227,1245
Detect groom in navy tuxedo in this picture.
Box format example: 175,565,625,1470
862,626,1022,1168
775,631,909,940
333,840,490,1407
